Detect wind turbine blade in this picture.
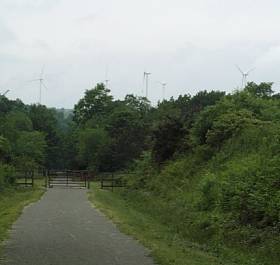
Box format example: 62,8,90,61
3,90,10,96
42,82,48,90
142,72,146,94
246,68,255,74
27,79,40,82
40,65,45,78
235,65,244,75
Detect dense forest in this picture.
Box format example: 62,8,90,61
1,82,280,264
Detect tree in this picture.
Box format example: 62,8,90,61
206,110,255,148
123,94,151,115
74,83,113,125
14,131,47,169
0,96,26,116
77,128,109,171
1,111,33,141
0,136,10,162
182,90,225,126
152,118,186,164
105,108,148,170
29,104,63,169
245,82,274,98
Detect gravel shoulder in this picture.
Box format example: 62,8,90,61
1,188,155,265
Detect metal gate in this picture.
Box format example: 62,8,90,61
47,170,90,189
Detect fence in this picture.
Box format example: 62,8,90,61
47,170,91,189
15,170,34,187
99,172,128,191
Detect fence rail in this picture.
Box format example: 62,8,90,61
99,172,130,191
47,170,91,189
15,170,34,187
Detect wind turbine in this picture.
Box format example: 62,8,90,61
0,89,10,96
29,66,47,104
158,82,167,100
236,65,255,89
104,79,110,89
103,65,111,89
143,72,151,98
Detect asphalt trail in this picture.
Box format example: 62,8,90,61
1,188,155,265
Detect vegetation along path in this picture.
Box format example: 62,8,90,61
1,188,155,265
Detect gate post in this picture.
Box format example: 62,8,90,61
84,171,86,188
45,170,48,188
111,173,114,192
25,171,27,187
101,174,104,189
87,171,90,189
48,170,51,188
31,171,34,188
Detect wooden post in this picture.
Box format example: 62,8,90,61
111,173,114,192
25,171,27,187
48,171,51,188
101,174,103,189
45,171,48,188
87,178,90,189
31,171,34,187
84,172,87,188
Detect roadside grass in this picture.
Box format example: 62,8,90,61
88,183,228,265
0,179,45,252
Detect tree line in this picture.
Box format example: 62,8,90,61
1,81,280,262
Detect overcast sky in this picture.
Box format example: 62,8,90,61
1,0,280,108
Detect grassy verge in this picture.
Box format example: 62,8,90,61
88,183,230,265
0,180,45,251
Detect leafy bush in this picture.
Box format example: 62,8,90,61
152,118,186,164
14,131,47,170
125,152,157,189
0,136,11,161
77,128,109,171
0,163,16,189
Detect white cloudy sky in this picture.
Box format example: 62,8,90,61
1,0,280,108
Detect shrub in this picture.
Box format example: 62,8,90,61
125,152,157,190
0,163,16,189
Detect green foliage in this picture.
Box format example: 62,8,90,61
73,83,113,125
0,136,11,161
29,104,63,169
0,96,26,115
2,81,280,263
123,94,151,115
245,82,274,98
105,107,148,170
1,111,33,141
77,128,109,171
152,118,186,164
0,163,15,189
125,152,156,189
205,110,255,148
14,131,47,169
113,82,280,264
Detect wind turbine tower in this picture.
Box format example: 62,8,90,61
105,79,110,89
159,82,167,100
30,66,47,104
104,65,110,89
236,65,255,89
144,72,151,98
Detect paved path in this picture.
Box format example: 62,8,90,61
1,189,155,265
